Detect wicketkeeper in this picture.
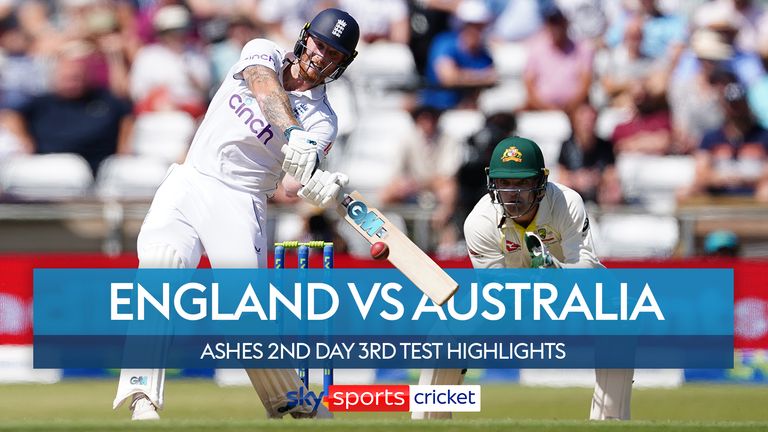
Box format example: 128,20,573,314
414,136,634,420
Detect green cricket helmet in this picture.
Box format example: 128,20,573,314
486,136,549,218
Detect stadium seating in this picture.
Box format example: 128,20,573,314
438,108,486,144
597,213,680,258
616,154,696,213
94,155,172,199
326,77,359,137
93,110,196,199
0,154,93,200
515,110,572,169
478,80,527,114
490,41,528,79
595,106,632,140
331,109,413,198
346,41,418,91
128,111,196,163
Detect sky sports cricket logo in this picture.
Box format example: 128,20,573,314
287,385,480,413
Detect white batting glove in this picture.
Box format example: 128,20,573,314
298,169,349,208
281,129,320,185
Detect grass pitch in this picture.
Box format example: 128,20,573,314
1,380,767,431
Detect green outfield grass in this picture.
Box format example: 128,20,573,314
1,380,767,431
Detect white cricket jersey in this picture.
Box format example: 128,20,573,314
186,38,338,195
464,182,603,269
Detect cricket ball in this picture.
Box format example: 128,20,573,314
370,242,389,260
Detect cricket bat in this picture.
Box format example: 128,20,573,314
336,191,459,305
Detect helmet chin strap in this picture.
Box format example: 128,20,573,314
294,40,344,85
487,175,547,221
299,59,327,85
492,198,539,229
308,61,342,85
502,198,540,220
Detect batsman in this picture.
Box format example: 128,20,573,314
414,136,634,420
112,8,358,421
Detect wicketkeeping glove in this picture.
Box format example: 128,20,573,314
281,128,321,185
298,169,349,208
525,231,560,268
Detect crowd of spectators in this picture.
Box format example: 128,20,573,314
1,0,767,255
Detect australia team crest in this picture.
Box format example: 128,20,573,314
501,146,523,163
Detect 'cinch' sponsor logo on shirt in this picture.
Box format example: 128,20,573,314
244,53,275,63
228,93,274,145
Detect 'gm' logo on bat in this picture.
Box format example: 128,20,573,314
347,200,388,239
130,376,148,385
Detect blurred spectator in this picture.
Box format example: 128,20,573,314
604,0,687,62
669,30,731,154
747,38,768,129
597,14,659,108
173,0,262,25
558,104,621,205
11,1,137,98
256,0,332,47
456,110,516,221
0,1,13,18
15,0,138,58
305,210,349,253
79,2,132,98
338,0,409,45
0,13,48,110
673,9,764,89
208,14,261,87
0,40,133,174
14,0,76,55
522,4,593,114
694,0,765,53
274,203,351,254
703,229,740,257
189,0,273,47
684,79,768,201
406,0,456,77
419,0,496,110
488,0,541,42
555,0,609,42
131,0,219,45
611,77,673,155
379,105,462,254
130,4,211,118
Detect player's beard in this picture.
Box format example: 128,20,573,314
298,55,332,86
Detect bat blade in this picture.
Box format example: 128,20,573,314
337,191,459,305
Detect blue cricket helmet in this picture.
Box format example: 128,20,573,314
294,8,359,80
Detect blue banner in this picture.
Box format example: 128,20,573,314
33,268,733,368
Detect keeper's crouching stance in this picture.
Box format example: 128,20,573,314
413,137,634,420
113,7,359,421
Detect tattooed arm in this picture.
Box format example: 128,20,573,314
241,65,300,134
240,64,319,183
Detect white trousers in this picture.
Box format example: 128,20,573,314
138,163,268,269
114,163,269,410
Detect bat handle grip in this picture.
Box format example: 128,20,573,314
336,193,352,218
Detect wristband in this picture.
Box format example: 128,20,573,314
284,125,303,141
